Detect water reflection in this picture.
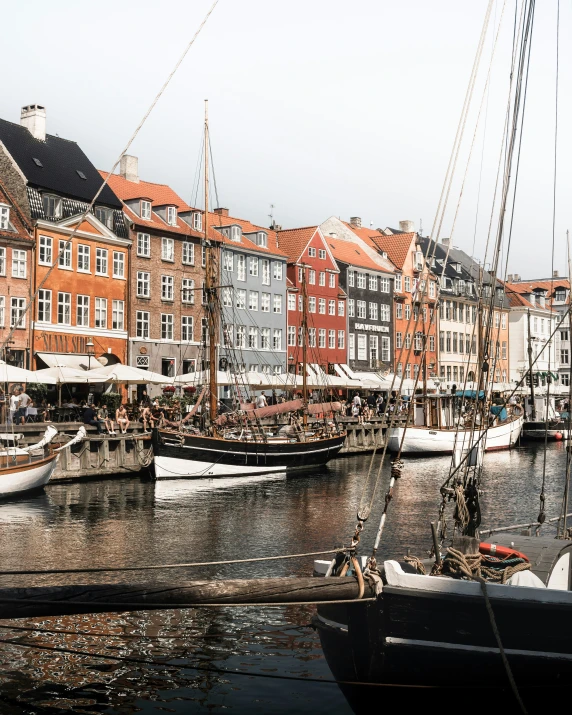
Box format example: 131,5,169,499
0,444,566,712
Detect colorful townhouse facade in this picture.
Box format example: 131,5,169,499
0,104,129,370
280,226,347,375
214,208,287,386
362,223,438,381
0,170,34,368
320,216,395,372
104,156,209,383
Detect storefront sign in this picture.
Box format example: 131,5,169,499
39,332,88,353
354,323,389,333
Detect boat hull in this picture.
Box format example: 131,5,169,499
0,454,59,498
386,414,523,454
152,431,346,480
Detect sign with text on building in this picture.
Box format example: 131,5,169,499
39,332,88,354
354,323,389,333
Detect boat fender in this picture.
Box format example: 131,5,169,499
479,542,529,562
555,432,564,441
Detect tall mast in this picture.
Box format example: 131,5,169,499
204,99,218,425
301,263,308,420
527,308,536,421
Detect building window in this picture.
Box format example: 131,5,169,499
501,340,507,359
377,277,388,293
112,251,125,278
37,289,52,323
380,304,390,322
77,244,90,272
245,291,257,311
95,206,114,229
396,332,403,349
223,324,233,347
43,194,62,219
182,241,195,265
308,327,316,347
446,331,451,352
38,236,52,266
338,330,345,349
318,328,326,349
308,247,316,258
273,262,283,280
273,294,282,313
260,327,270,350
357,300,366,319
357,334,367,360
404,276,411,292
57,292,71,325
77,295,89,327
57,240,71,269
161,237,174,262
12,249,26,278
326,273,334,289
260,259,270,285
236,289,246,309
167,206,177,226
141,200,152,220
439,331,444,351
182,278,195,304
348,299,355,317
96,248,108,275
405,304,411,320
318,248,326,260
288,293,296,311
137,271,150,298
182,315,193,341
136,311,149,339
328,299,336,316
348,270,355,287
315,297,322,314
357,273,366,289
349,333,355,360
237,254,246,281
369,302,378,320
405,333,411,349
161,275,174,301
248,326,258,349
112,300,124,330
563,373,570,387
393,274,401,292
95,298,107,328
0,205,9,230
310,297,317,313
319,272,326,287
336,300,344,317
309,269,316,285
288,326,296,346
221,287,232,307
261,293,270,312
381,336,390,363
161,314,174,340
502,312,507,329
396,303,403,319
231,226,241,242
10,297,25,328
137,233,151,257
452,332,458,352
273,329,282,351
562,349,570,365
249,256,259,276
223,250,233,272
328,329,336,349
369,275,378,291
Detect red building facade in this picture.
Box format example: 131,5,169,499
279,226,347,373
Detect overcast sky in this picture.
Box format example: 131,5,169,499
2,0,570,278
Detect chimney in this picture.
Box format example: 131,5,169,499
120,155,139,183
554,270,559,278
399,219,415,233
514,273,521,281
20,104,46,141
507,274,513,282
349,216,362,228
214,207,229,217
441,237,450,246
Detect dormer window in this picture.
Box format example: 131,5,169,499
193,212,202,231
167,206,177,226
414,250,424,271
42,194,62,219
257,231,268,248
0,205,9,230
95,206,114,230
141,200,152,220
231,226,241,242
555,288,567,302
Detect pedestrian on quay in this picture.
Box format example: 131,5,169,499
256,391,268,409
116,404,130,434
17,388,31,425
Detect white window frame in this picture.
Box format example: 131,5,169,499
167,206,177,226
141,200,152,220
261,293,271,312
10,297,25,329
273,262,283,280
95,297,107,328
273,294,282,313
261,259,270,285
329,299,336,316
136,310,149,338
249,291,259,311
288,294,296,311
161,237,174,262
193,212,202,231
182,315,193,342
161,313,174,340
329,273,336,288
161,275,174,301
273,329,282,351
223,250,234,272
182,278,195,304
182,241,195,265
77,244,90,272
249,256,259,276
112,299,125,330
12,249,26,278
38,236,52,266
37,289,52,323
113,251,125,278
77,294,90,327
137,271,150,298
237,254,246,281
96,248,108,276
0,205,9,230
338,301,345,316
288,325,296,346
57,292,71,325
137,233,151,257
58,240,71,269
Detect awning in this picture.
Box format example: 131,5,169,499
36,352,104,370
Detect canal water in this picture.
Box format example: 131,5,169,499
0,443,567,714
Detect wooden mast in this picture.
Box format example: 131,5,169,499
301,263,308,424
527,308,536,420
204,100,218,426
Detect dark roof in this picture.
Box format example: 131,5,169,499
0,118,121,208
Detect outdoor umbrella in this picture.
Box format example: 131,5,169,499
87,363,171,385
0,362,57,385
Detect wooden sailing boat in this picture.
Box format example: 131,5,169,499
152,103,346,480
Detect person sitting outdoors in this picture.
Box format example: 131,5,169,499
83,403,102,433
115,404,130,434
97,404,114,435
140,403,154,431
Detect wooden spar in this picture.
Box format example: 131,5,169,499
301,262,308,424
204,99,218,426
0,577,374,620
527,308,536,420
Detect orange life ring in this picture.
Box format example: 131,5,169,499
479,542,529,562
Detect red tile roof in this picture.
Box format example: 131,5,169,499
277,226,319,263
326,235,392,272
360,231,416,270
207,211,286,258
504,281,557,310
